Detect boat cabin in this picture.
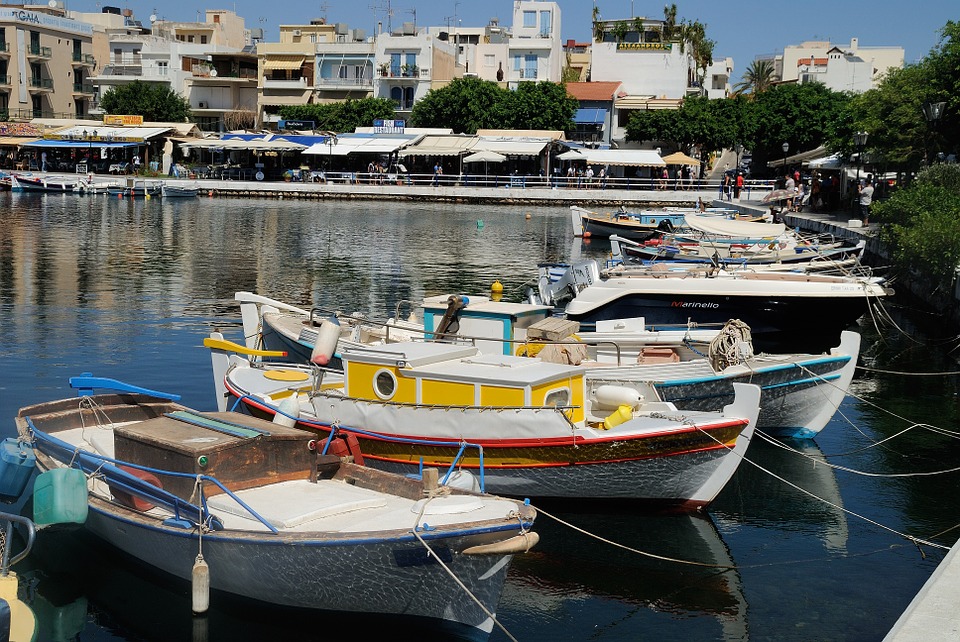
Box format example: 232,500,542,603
422,295,553,356
339,342,586,423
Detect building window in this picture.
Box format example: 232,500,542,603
201,35,207,44
157,61,168,76
539,11,551,36
188,35,195,43
484,54,495,68
523,11,536,28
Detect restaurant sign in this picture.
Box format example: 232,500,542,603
373,119,405,134
103,115,144,126
616,42,673,52
280,119,315,130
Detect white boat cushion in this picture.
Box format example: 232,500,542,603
206,479,387,529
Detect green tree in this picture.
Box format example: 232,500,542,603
492,82,578,131
733,59,776,95
874,165,960,298
746,83,849,175
662,3,679,41
409,76,504,133
625,96,738,154
280,98,396,133
680,19,715,89
98,81,192,122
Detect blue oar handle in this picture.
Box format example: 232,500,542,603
69,372,182,401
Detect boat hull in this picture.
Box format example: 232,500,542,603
80,499,514,633
566,289,871,354
230,385,756,506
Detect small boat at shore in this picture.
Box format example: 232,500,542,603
16,375,538,636
11,173,81,193
161,183,200,198
107,180,162,198
207,332,761,507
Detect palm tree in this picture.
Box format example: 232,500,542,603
733,59,776,96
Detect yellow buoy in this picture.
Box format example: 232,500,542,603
0,573,37,641
602,405,634,430
525,213,531,219
491,280,504,294
192,553,210,614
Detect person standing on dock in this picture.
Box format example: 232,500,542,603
859,179,874,225
433,162,442,186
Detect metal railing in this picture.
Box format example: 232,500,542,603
72,52,96,65
29,77,53,90
73,82,94,93
27,45,52,58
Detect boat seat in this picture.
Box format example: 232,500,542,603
206,479,387,529
636,347,680,365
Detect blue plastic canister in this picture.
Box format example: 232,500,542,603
0,438,36,501
33,468,88,526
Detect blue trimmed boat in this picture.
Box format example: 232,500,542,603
16,376,538,637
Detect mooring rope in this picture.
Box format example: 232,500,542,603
411,529,519,642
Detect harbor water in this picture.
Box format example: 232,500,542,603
2,192,959,641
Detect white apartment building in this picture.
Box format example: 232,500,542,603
705,57,733,99
778,38,904,92
427,1,563,85
374,23,457,116
589,16,699,146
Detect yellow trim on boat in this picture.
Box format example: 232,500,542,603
203,336,287,358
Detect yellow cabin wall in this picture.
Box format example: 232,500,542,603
421,379,476,405
531,374,584,423
479,385,526,407
345,363,417,402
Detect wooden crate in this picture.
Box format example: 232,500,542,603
526,317,580,341
114,411,315,500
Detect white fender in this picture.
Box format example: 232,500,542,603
272,396,300,428
310,316,341,366
592,385,642,410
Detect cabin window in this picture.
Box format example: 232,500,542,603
374,369,397,400
544,388,570,408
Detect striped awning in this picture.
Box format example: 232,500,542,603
263,56,305,70
399,135,478,157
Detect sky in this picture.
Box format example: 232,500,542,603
105,0,954,81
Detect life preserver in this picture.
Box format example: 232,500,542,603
110,465,163,511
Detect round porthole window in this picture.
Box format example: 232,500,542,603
374,369,397,400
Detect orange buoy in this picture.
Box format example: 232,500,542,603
583,231,592,238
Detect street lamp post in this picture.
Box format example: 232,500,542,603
922,101,946,164
853,131,869,217
735,143,743,170
781,142,789,177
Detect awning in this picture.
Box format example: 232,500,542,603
808,153,843,170
768,145,828,168
302,135,414,156
263,56,305,71
474,137,550,156
0,137,40,146
399,135,478,157
582,149,665,167
178,137,307,152
49,125,173,142
556,149,586,161
573,108,607,125
21,139,137,148
661,151,700,165
615,96,682,110
463,150,507,163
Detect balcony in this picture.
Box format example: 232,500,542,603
315,76,373,88
29,77,53,92
0,75,10,86
261,76,310,90
377,67,427,81
517,69,538,79
26,45,52,60
0,42,9,55
72,52,97,67
73,82,95,95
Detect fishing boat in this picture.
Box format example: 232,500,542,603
567,320,861,439
207,332,761,506
16,375,538,637
571,205,678,240
107,180,162,198
236,291,424,365
11,173,81,193
531,259,891,354
161,183,200,198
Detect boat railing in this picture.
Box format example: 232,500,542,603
0,512,35,575
309,303,424,342
26,419,281,535
318,423,489,492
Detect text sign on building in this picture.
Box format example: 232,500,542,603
616,42,673,52
280,120,315,130
103,115,144,126
373,119,405,134
0,8,93,35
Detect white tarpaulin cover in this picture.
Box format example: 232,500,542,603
684,214,786,238
582,149,665,167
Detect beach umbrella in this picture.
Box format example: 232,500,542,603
463,150,506,176
660,151,700,165
762,189,795,203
